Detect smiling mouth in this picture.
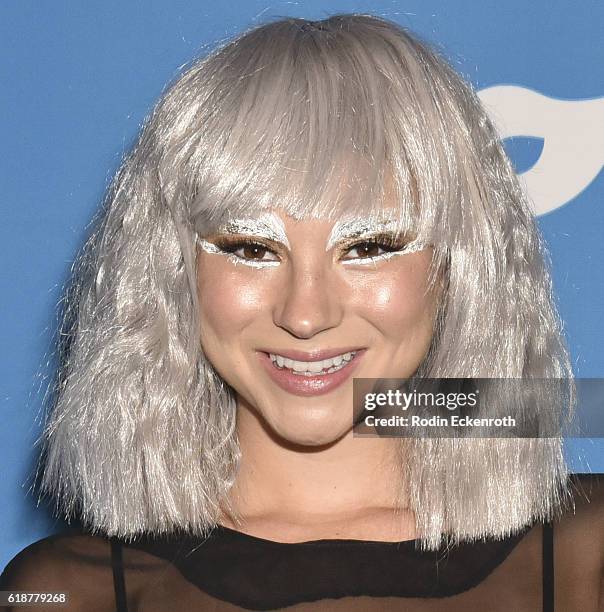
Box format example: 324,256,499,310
257,349,365,396
268,351,358,376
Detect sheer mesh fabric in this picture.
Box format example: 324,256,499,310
2,475,602,611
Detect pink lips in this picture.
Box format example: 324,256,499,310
257,349,366,397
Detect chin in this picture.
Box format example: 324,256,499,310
268,410,352,448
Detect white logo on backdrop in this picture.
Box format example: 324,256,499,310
478,86,604,216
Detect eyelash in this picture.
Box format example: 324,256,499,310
209,237,280,268
340,234,410,265
207,234,415,267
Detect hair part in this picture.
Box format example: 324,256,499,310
38,14,573,549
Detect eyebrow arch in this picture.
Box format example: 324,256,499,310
325,218,410,251
215,212,290,249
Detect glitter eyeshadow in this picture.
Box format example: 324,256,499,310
217,212,290,248
326,216,426,259
197,212,426,267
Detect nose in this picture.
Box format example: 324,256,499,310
273,260,344,339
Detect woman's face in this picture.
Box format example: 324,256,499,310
196,208,439,446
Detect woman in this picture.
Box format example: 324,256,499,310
2,14,602,611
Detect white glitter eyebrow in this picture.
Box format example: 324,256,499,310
217,212,290,249
326,216,405,251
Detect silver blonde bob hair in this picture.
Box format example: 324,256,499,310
39,14,573,550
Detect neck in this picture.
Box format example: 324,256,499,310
220,395,414,541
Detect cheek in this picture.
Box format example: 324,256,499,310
196,255,267,343
349,254,436,336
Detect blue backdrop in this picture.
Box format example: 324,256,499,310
2,0,603,570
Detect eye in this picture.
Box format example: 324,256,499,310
341,235,409,262
344,241,388,259
214,238,280,262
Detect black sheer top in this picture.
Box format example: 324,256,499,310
2,475,602,611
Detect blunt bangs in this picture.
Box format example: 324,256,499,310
155,18,456,237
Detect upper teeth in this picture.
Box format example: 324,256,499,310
269,351,357,373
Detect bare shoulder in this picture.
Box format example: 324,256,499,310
559,473,604,536
556,474,604,551
0,531,117,611
554,474,604,610
1,529,185,611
